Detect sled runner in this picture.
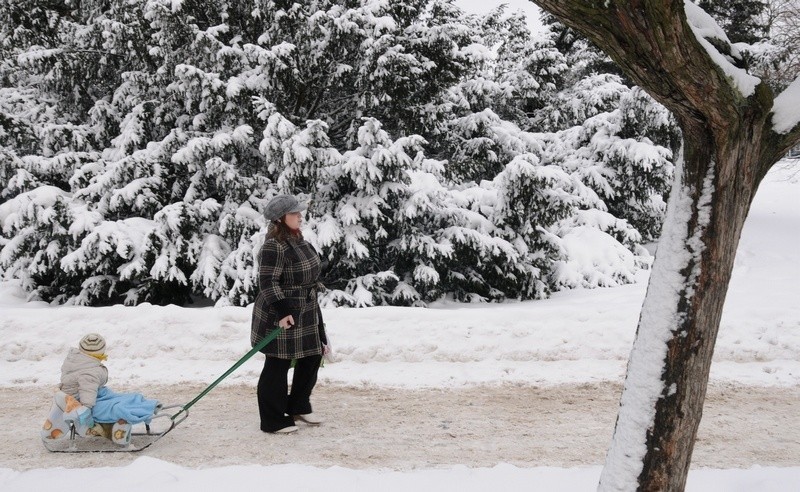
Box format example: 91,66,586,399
42,327,281,453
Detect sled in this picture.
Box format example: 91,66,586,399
41,403,188,453
42,327,281,453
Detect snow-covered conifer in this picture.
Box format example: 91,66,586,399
311,118,420,306
0,0,676,306
0,187,81,302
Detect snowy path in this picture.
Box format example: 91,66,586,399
4,382,799,471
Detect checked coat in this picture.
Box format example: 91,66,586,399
250,236,326,359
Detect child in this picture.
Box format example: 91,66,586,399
41,334,159,446
60,333,108,408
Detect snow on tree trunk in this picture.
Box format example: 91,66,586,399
599,144,754,490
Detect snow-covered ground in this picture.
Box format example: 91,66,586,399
1,161,799,490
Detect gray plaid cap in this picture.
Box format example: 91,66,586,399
264,194,307,221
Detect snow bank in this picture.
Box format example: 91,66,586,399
1,458,798,492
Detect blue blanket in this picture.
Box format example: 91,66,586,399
91,386,160,425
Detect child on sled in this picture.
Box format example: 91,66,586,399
41,333,160,446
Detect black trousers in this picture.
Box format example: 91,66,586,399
257,354,322,432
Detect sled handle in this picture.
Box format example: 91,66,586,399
171,328,282,421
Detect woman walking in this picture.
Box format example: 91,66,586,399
251,194,327,434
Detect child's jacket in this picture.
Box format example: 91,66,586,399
59,348,108,408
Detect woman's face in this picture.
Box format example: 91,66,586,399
283,211,303,230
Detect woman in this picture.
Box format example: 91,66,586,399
251,194,327,434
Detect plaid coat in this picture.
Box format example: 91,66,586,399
250,236,326,359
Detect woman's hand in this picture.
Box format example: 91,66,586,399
278,315,295,329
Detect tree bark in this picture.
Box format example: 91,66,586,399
529,1,800,490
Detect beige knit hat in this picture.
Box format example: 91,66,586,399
79,333,106,356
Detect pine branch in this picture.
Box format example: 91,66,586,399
62,49,126,59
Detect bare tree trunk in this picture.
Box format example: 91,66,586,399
529,1,800,490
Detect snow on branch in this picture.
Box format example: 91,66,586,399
683,0,760,97
772,76,800,135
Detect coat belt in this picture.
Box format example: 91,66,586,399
283,285,317,301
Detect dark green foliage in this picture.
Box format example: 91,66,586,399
698,0,767,44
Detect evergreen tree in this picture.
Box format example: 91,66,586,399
0,187,81,302
527,20,681,241
0,0,671,306
698,0,767,44
533,73,629,132
468,6,568,127
546,87,677,241
539,12,626,85
311,117,431,306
